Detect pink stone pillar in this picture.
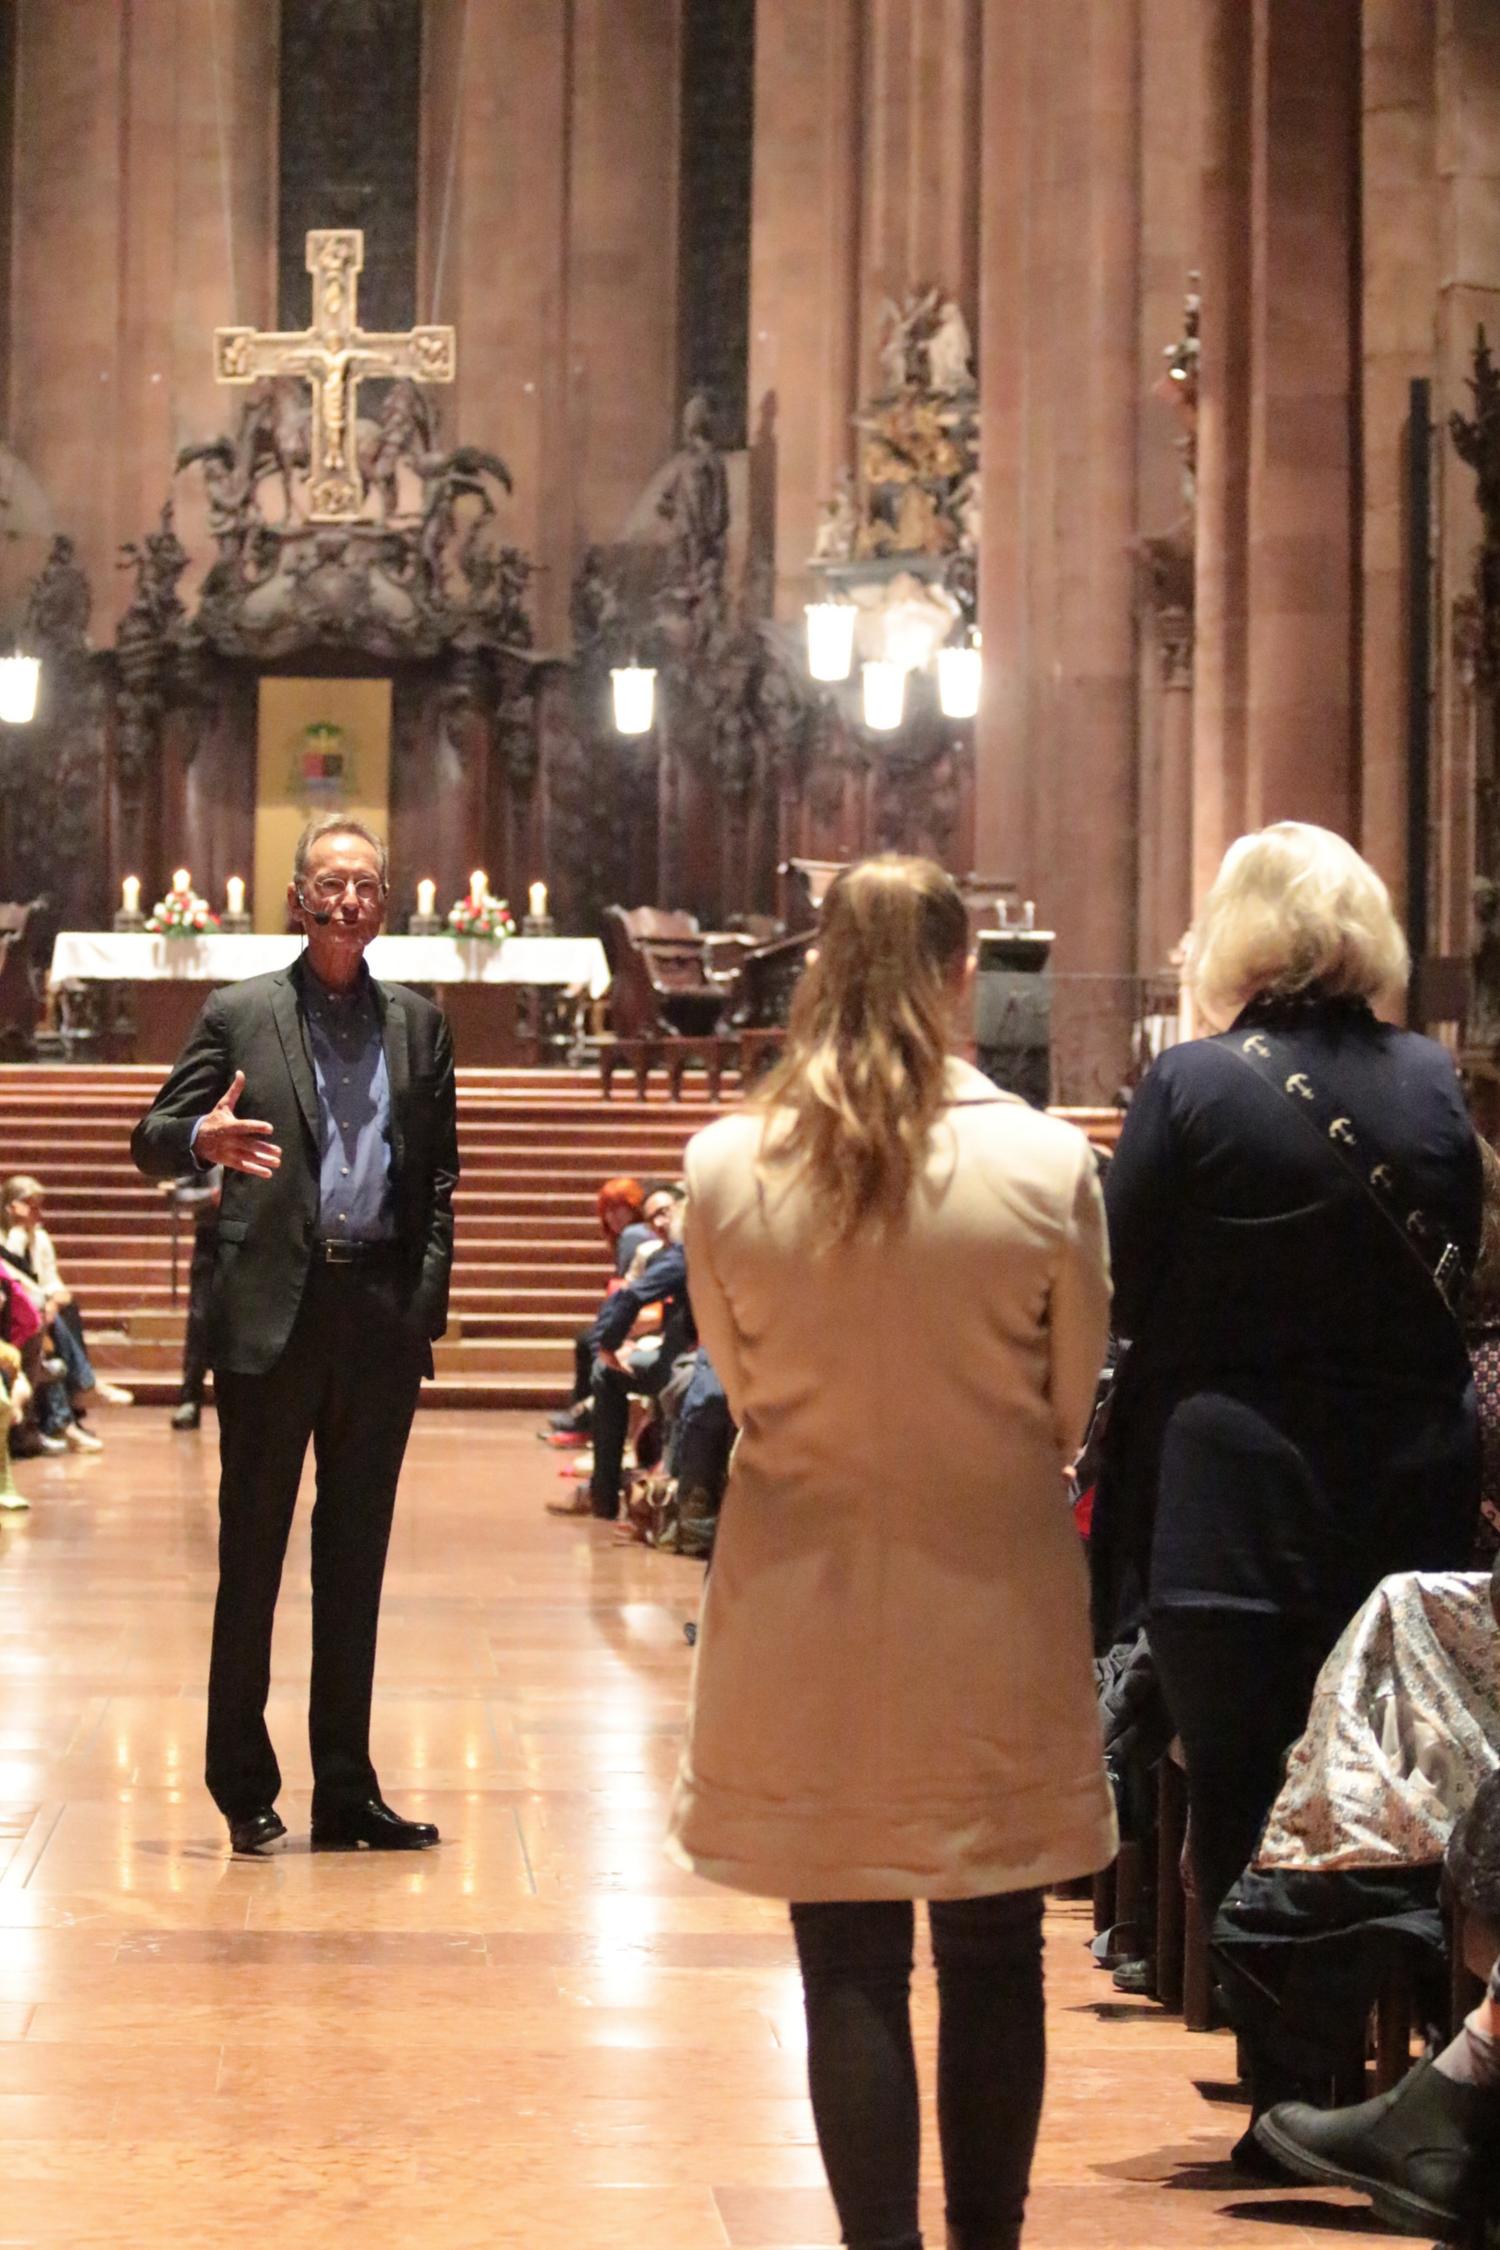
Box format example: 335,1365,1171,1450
747,0,862,619
1191,0,1253,907
976,0,1049,896
1047,0,1143,1096
1243,0,1360,836
1360,3,1439,911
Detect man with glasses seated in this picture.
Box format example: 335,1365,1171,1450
131,816,459,1860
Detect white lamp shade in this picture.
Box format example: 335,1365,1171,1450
611,662,657,736
862,660,905,732
937,641,983,719
805,601,857,682
0,654,40,725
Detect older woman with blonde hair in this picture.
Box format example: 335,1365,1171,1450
1093,821,1482,2137
669,855,1115,2250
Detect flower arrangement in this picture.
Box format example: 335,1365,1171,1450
447,873,516,942
146,870,219,937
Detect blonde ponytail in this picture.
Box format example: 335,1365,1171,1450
757,856,969,1242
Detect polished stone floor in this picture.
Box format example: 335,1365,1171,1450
0,1411,1391,2248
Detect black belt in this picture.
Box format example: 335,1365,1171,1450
312,1238,400,1265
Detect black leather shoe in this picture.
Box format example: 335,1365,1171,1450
170,1401,201,1431
228,1807,287,1858
310,1798,439,1851
1255,2059,1496,2237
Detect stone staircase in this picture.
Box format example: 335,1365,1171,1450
0,1066,723,1409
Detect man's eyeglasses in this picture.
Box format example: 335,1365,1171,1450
307,874,385,907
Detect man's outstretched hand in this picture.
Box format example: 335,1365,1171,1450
195,1071,282,1179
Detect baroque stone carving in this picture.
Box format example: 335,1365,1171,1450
0,535,106,932
114,502,189,803
656,392,731,644
1138,530,1195,691
852,290,978,562
23,535,91,663
1152,274,1200,511
172,379,529,665
807,287,980,661
877,288,974,398
1452,326,1500,689
1468,876,1500,1057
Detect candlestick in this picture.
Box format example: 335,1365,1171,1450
417,877,436,919
172,867,191,895
469,869,487,906
121,875,141,918
225,875,245,918
528,881,548,921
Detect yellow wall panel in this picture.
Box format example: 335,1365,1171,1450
253,679,392,931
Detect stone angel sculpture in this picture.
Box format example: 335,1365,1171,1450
924,297,974,394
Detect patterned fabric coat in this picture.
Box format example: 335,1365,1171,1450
1257,1571,1500,1873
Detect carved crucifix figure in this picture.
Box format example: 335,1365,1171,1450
214,229,455,521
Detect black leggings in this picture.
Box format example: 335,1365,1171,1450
790,1890,1046,2250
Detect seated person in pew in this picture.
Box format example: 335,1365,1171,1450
3,1173,134,1414
542,1178,681,1447
0,1319,30,1512
548,1196,696,1521
1256,1754,1500,2241
618,1345,736,1566
0,1242,99,1457
1212,1562,1500,2196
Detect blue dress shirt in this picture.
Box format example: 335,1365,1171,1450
301,966,395,1242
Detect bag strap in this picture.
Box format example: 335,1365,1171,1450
1221,1025,1466,1324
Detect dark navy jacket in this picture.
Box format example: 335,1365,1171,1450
1093,996,1481,1645
593,1241,696,1367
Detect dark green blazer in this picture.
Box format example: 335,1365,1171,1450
130,959,459,1377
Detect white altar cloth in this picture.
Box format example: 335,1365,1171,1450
49,931,611,999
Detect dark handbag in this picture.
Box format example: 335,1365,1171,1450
1222,1025,1466,1322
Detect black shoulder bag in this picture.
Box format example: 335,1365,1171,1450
1222,1025,1466,1323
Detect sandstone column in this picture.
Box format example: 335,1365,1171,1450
1190,0,1253,907
975,0,1052,896
1135,0,1204,970
420,1,572,647
747,0,862,619
566,1,683,551
7,0,275,631
1360,3,1440,912
1433,0,1500,953
1043,0,1142,1096
1243,0,1360,836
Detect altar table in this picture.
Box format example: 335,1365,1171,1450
48,932,611,1067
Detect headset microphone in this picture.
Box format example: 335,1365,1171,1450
295,886,335,927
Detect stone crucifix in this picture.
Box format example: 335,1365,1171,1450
214,228,456,522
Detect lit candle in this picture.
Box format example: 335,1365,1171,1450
225,875,245,918
417,877,436,919
528,881,547,921
469,869,487,906
121,875,140,917
172,867,191,895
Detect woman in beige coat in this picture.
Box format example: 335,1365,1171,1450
668,857,1115,2250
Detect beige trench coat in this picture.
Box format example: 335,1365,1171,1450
667,1058,1118,1901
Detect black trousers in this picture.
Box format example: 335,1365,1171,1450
180,1226,217,1406
589,1347,672,1517
206,1259,425,1820
790,1890,1047,2250
1148,1604,1327,1919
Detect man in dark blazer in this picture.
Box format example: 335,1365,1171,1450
131,816,459,1858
